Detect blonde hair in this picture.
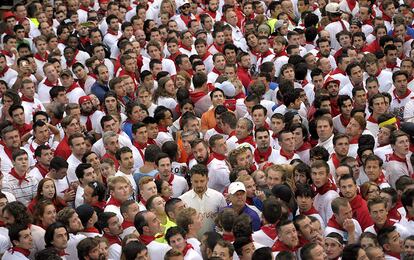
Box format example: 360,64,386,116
107,176,129,191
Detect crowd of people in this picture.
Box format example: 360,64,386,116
1,0,414,259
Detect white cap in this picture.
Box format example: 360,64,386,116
216,81,236,97
228,182,246,195
177,0,190,9
325,2,341,14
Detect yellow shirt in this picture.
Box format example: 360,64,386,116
155,217,177,243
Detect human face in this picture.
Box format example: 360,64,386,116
192,142,209,164
14,228,33,250
243,178,257,198
311,167,329,188
111,181,130,202
140,181,157,200
147,46,161,60
41,204,57,228
214,55,226,71
369,202,388,226
145,211,162,235
236,120,250,140
326,82,339,98
266,169,283,188
271,118,285,134
168,233,186,252
364,160,381,182
107,216,123,236
134,126,148,145
404,239,414,257
230,190,246,209
138,90,152,107
11,108,25,125
34,124,51,144
316,119,333,142
296,195,313,212
279,132,295,153
339,178,357,200
282,67,295,80
394,74,408,93
393,135,410,157
120,152,134,171
14,154,29,173
41,180,56,199
213,244,232,260
52,227,68,250
335,204,353,225
157,157,172,180
340,99,353,117
211,90,225,107
255,131,270,150
334,137,349,157
386,231,403,254
71,137,86,156
279,223,299,248
325,239,343,260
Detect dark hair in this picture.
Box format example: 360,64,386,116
77,237,99,260
45,222,68,248
8,223,30,246
165,226,186,244
122,241,148,259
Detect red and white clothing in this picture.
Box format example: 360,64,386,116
364,219,410,239
173,14,196,31
104,196,124,223
103,30,122,49
207,43,224,55
0,146,35,174
120,220,137,239
91,132,133,157
363,70,393,93
157,173,188,198
366,115,380,137
295,142,311,165
253,147,279,165
325,216,362,242
317,134,334,155
324,20,350,51
2,169,37,206
37,78,62,104
139,236,171,260
66,82,87,104
384,153,414,188
2,247,30,260
141,58,176,76
21,96,46,124
296,207,325,229
328,68,350,87
348,195,374,230
0,66,18,87
272,149,301,164
339,0,359,16
67,154,82,184
190,154,230,193
332,114,350,134
80,227,102,238
313,181,339,225
252,224,278,247
103,233,122,260
80,110,105,134
204,127,229,142
390,88,414,120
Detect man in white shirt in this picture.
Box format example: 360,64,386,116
104,176,132,223
156,153,188,198
2,224,32,260
135,211,171,259
180,164,227,236
316,115,335,155
74,163,97,208
67,133,87,184
115,147,137,198
99,212,123,260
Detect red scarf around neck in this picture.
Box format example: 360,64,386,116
212,152,226,161
103,233,121,245
327,216,345,231
261,224,277,240
182,243,194,257
280,149,295,160
9,168,29,185
236,135,255,146
21,95,34,103
106,196,122,207
314,181,337,195
139,234,155,245
11,247,30,257
254,147,272,163
271,239,300,252
301,206,319,215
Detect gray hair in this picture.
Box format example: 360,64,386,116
102,131,117,145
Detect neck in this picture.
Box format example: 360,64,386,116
397,88,407,96
395,151,406,158
258,147,269,153
320,134,332,143
119,167,131,175
157,213,167,224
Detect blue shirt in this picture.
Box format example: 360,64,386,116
122,121,133,141
227,205,261,231
91,82,109,103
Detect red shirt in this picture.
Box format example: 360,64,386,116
54,136,71,160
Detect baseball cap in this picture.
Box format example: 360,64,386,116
60,69,73,78
79,95,92,105
228,182,246,195
325,3,341,14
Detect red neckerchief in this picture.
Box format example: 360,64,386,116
367,115,377,124
79,36,90,46
156,172,174,185
35,162,49,177
34,52,48,62
260,49,273,59
179,43,192,52
9,168,28,185
373,218,396,233
339,115,350,127
327,216,345,231
393,88,411,103
189,91,206,104
330,16,347,31
106,196,122,207
92,201,106,210
206,154,215,165
346,0,357,11
212,67,222,75
379,4,392,22
250,164,257,172
301,206,319,215
386,62,398,70
0,50,12,58
389,203,402,221
331,153,341,169
103,233,121,245
43,78,59,87
0,220,5,227
0,66,9,77
11,247,30,257
228,131,236,138
14,123,32,137
148,138,156,145
121,220,134,229
261,224,277,240
158,125,168,133
133,141,146,159
254,147,272,164
66,58,78,68
21,95,34,103
271,239,300,252
385,251,401,259
374,170,387,184
58,250,69,256
169,51,182,62
88,72,97,79
107,29,119,36
314,181,337,195
201,51,211,61
180,14,191,26
79,5,89,11
3,146,13,161
205,9,216,19
83,227,100,234
212,152,226,161
389,153,407,163
213,125,225,134
66,82,80,93
139,234,155,245
331,67,346,76
222,232,235,242
212,42,223,53
296,141,311,152
280,149,295,160
236,135,256,146
182,243,194,257
77,78,86,90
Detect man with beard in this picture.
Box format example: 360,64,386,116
98,212,123,260
56,207,87,259
156,153,188,198
91,64,110,103
311,38,336,71
189,139,230,193
180,164,227,236
77,237,106,260
323,77,341,117
174,2,196,32
79,96,105,136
